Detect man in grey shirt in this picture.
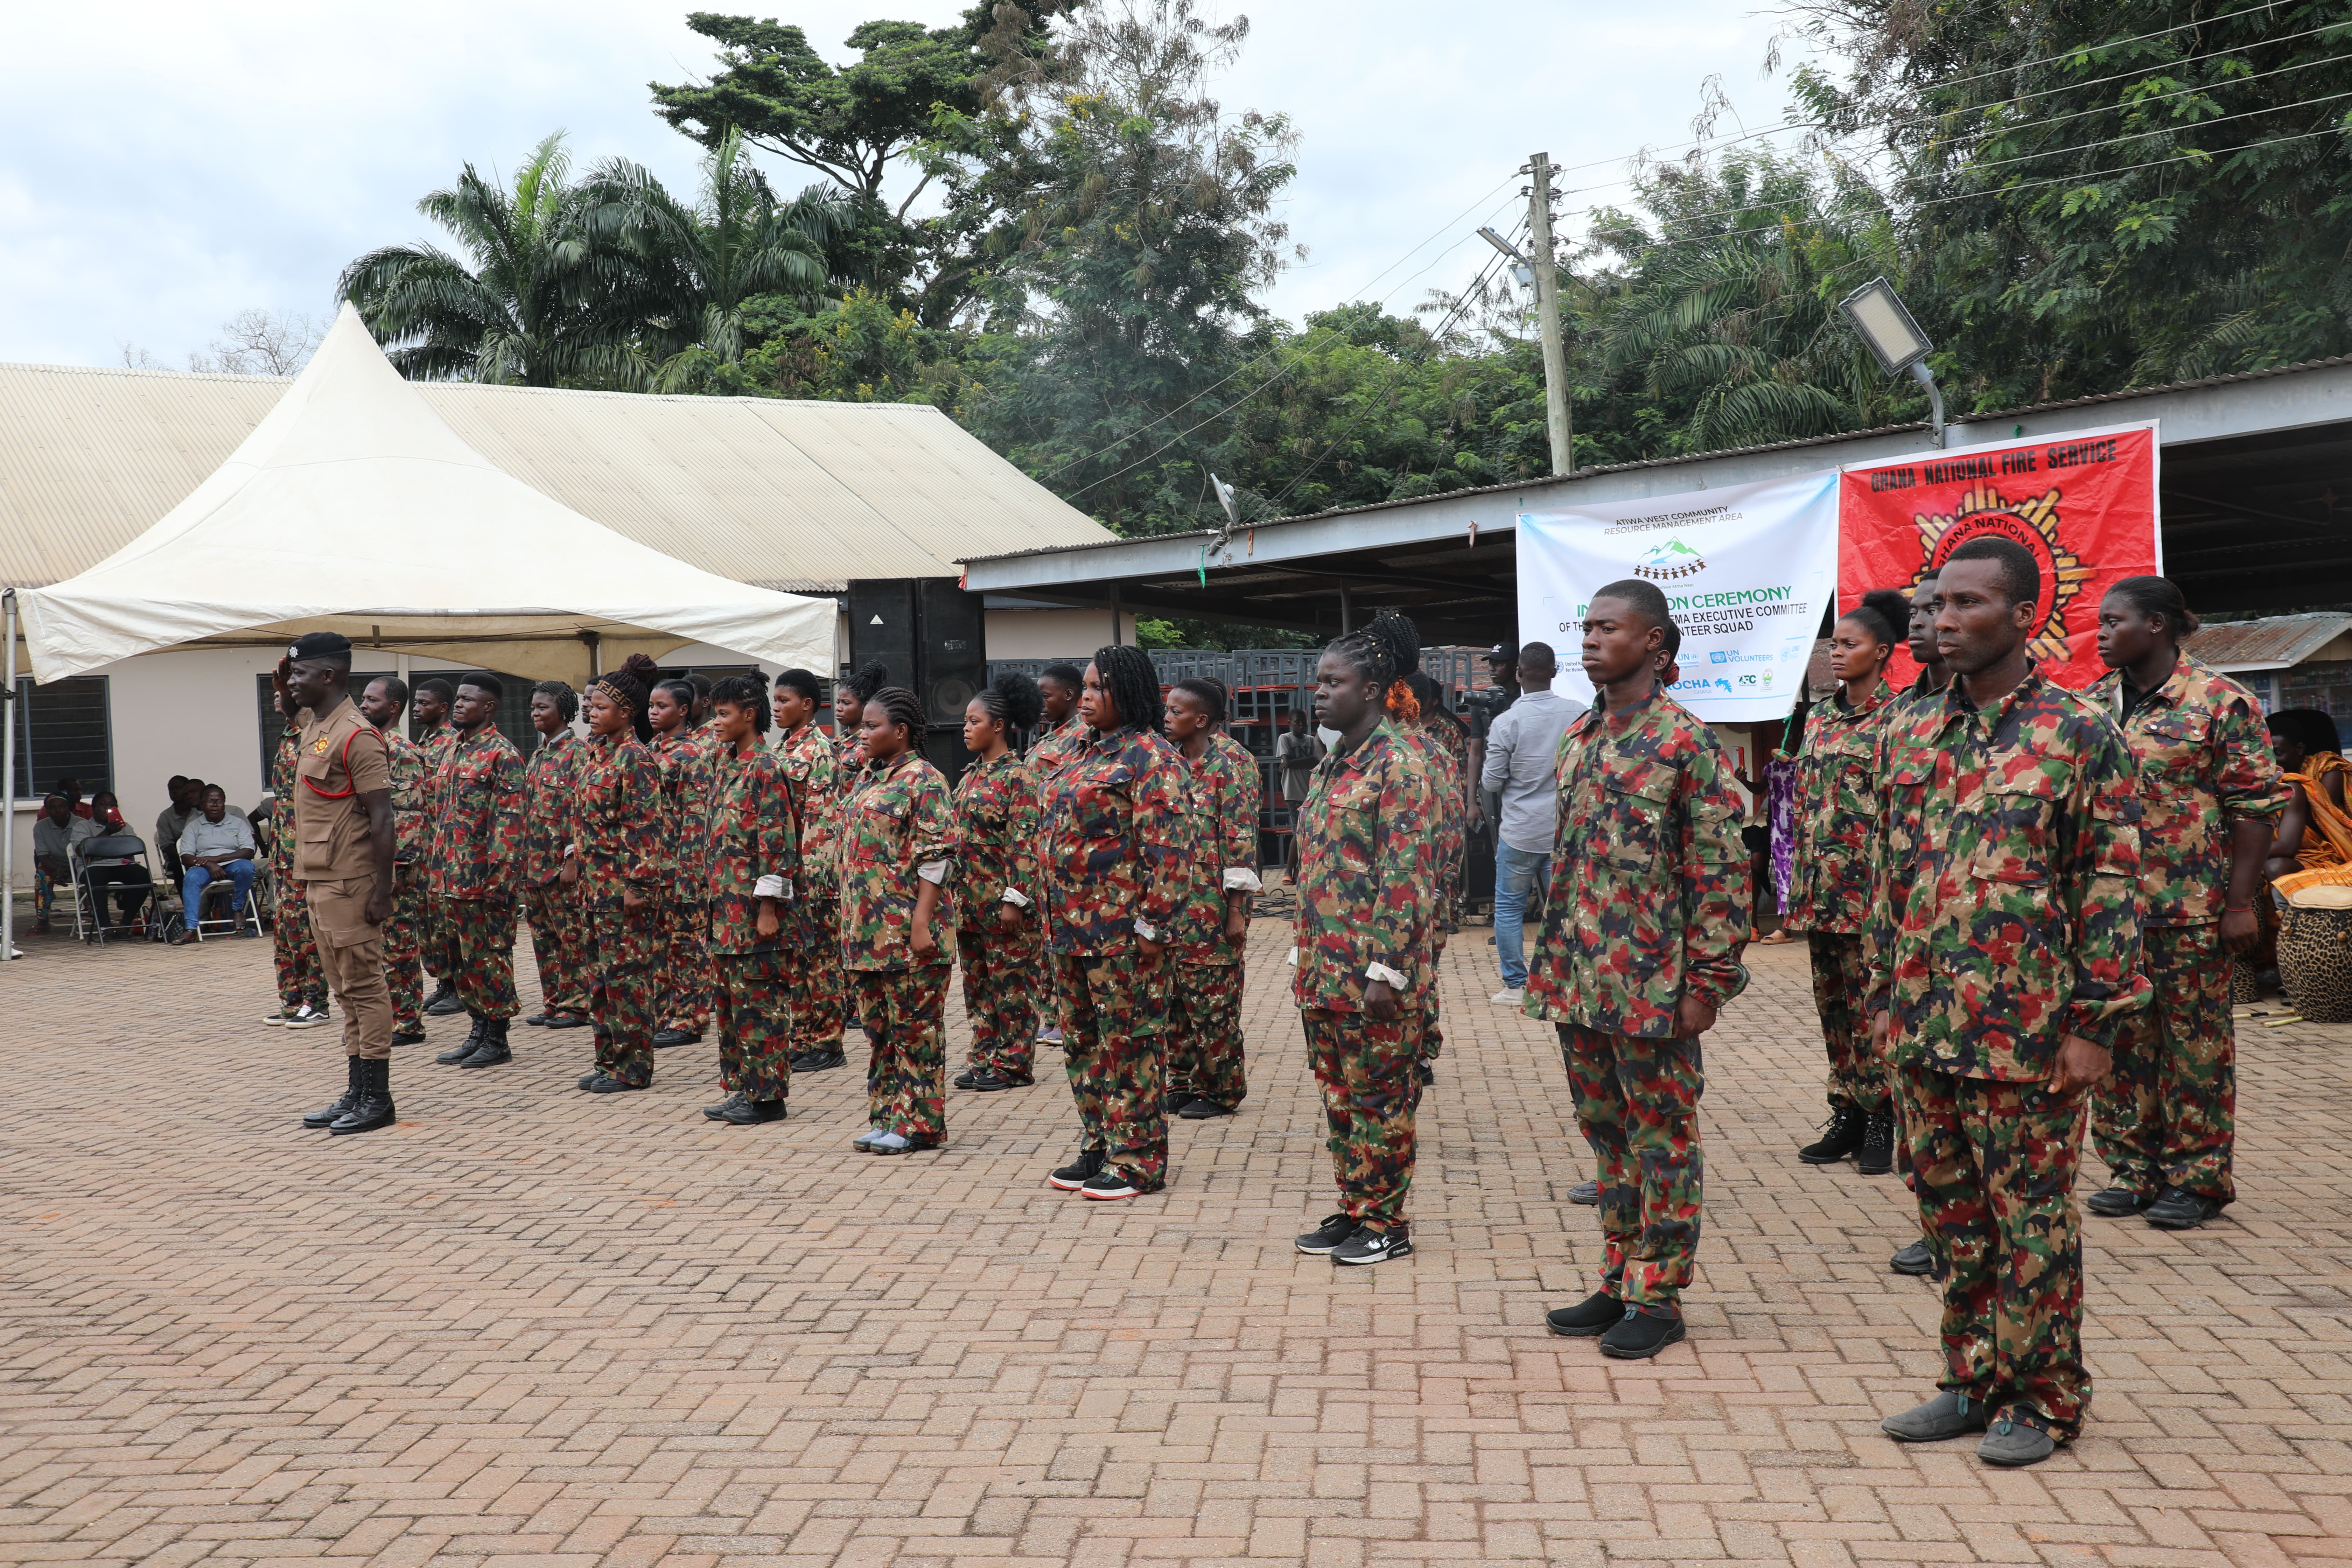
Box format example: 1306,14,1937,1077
1478,641,1584,1000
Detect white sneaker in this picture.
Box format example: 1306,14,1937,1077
261,1008,290,1027
1491,987,1525,1007
282,1004,329,1029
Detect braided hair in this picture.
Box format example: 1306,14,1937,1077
1169,674,1227,723
1092,645,1164,735
590,652,660,744
653,677,697,730
532,679,578,723
868,685,928,753
709,673,769,735
973,669,1044,735
839,661,891,703
1366,608,1420,682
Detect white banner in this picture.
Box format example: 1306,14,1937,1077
1518,470,1840,723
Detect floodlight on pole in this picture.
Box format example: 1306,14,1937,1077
1477,226,1536,292
1837,276,1946,449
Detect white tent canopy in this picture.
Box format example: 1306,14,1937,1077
10,303,836,684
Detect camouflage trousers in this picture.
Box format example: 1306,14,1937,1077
715,949,796,1104
659,893,714,1033
2093,922,2235,1204
522,877,588,1017
422,889,457,981
1560,1025,1704,1310
384,863,425,1031
1054,947,1171,1191
584,902,659,1086
856,966,950,1145
1303,1008,1419,1232
441,895,519,1021
958,921,1040,1082
1809,931,1889,1114
1902,1060,2090,1441
796,899,845,1047
272,873,327,1011
1168,961,1246,1108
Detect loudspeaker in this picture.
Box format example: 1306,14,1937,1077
846,576,987,782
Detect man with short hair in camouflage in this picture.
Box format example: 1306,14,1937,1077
357,676,429,1045
1525,579,1751,1360
1869,535,2151,1468
700,675,800,1126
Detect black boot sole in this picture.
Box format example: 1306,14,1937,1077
328,1109,396,1136
301,1105,355,1129
1599,1316,1687,1359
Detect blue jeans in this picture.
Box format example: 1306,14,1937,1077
182,860,255,924
1494,844,1552,990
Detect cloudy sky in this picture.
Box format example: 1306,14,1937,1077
0,1,1824,370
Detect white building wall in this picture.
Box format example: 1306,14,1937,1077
983,607,1141,660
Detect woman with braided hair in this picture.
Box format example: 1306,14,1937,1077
1160,674,1262,1119
953,671,1046,1091
771,667,847,1072
1362,609,1458,1083
698,674,800,1126
649,677,719,1049
566,653,667,1092
829,660,891,1037
1039,645,1188,1199
839,685,959,1153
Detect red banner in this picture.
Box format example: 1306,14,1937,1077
1837,421,2160,690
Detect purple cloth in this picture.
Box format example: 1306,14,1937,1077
1767,757,1799,911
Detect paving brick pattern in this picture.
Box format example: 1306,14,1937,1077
1,920,2347,1566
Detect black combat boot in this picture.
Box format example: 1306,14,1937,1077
1797,1105,1868,1164
1857,1111,1896,1175
436,1014,486,1064
461,1018,512,1068
329,1058,396,1135
302,1056,361,1128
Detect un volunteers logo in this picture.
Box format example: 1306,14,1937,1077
1910,484,2092,666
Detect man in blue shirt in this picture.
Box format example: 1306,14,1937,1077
1478,642,1585,1002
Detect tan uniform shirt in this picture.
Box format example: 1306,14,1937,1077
294,696,394,946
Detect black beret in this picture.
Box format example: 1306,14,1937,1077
287,631,352,660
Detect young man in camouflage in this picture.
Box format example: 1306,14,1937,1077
358,676,429,1045
1290,632,1437,1266
410,677,464,1017
263,694,330,1029
2086,576,2285,1230
700,675,800,1126
1162,676,1262,1119
773,670,847,1072
1527,579,1751,1359
1869,536,2151,1467
518,681,588,1029
427,674,525,1069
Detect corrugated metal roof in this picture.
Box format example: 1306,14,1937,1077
2186,612,2352,671
0,363,1114,592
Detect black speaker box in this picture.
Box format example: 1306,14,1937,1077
846,577,987,782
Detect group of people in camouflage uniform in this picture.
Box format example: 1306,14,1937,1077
1777,541,2282,1467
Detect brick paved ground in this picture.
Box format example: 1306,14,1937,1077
2,916,2348,1567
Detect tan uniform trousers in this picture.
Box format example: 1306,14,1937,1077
307,876,394,1061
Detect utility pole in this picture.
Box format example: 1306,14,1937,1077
1526,152,1573,476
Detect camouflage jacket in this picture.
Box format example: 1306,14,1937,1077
1041,724,1188,957
1523,690,1752,1038
1169,729,1262,964
416,720,458,776
1395,718,1465,918
951,749,1041,931
570,733,662,910
1867,665,2151,1078
703,741,799,956
427,728,524,901
1783,679,1897,935
2084,655,2288,927
839,749,958,971
1291,720,1436,1011
268,720,304,876
387,730,429,864
1028,716,1090,783
519,727,580,887
774,721,841,900
652,727,717,900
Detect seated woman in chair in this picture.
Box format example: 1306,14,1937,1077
2265,709,2352,890
79,790,154,931
173,785,259,944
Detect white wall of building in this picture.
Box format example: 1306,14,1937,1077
983,606,1140,660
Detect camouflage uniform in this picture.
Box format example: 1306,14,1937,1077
414,719,460,981
1043,724,1187,1191
1168,729,1262,1108
519,727,587,1017
1027,715,1091,1043
268,719,328,1013
1392,717,1461,1066
1784,679,1897,1115
1426,711,1471,930
705,740,800,1104
1293,719,1436,1233
652,727,717,1035
384,730,429,1031
573,732,664,1085
427,728,525,1021
776,720,845,1052
1868,666,2151,1442
840,750,958,1145
952,749,1043,1083
1525,690,1751,1312
2084,656,2286,1207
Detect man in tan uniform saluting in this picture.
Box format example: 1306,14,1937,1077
278,632,401,1135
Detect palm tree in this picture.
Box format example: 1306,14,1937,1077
595,128,847,391
338,132,643,386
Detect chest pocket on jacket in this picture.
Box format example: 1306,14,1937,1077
1886,758,1933,867
2136,713,2205,780
1969,766,2062,886
1078,767,1133,839
1594,759,1675,871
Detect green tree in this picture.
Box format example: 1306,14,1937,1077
338,132,642,386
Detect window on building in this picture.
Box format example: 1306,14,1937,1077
9,677,113,801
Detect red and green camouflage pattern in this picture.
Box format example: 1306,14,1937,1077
1522,691,1751,1038
427,729,524,902
387,730,430,864
385,862,426,1029
2094,921,2238,1203
1168,960,1246,1108
584,906,659,1086
775,721,842,897
1290,720,1436,1012
1386,717,1456,1063
1903,1060,2092,1440
1054,948,1171,1190
1304,1009,1419,1232
1027,714,1090,784
1168,729,1260,962
1808,930,1886,1114
952,749,1042,919
1783,680,1895,934
2085,654,2286,927
268,720,304,879
958,923,1039,1083
1423,711,1470,923
443,895,519,1020
839,750,959,971
519,727,579,886
1040,726,1187,956
714,949,794,1102
1560,1024,1705,1308
268,718,329,1010
652,727,718,901
569,733,663,909
701,743,799,956
413,720,459,978
1867,666,2151,1079
858,966,949,1145
520,878,586,1017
